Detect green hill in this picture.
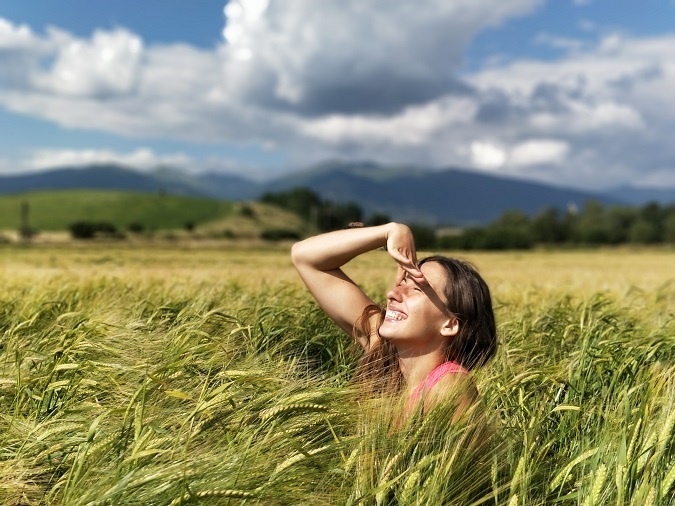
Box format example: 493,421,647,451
0,190,238,231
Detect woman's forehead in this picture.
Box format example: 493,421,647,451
420,261,446,283
420,262,449,298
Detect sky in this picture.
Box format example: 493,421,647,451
0,0,674,189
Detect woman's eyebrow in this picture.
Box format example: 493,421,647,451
417,279,452,316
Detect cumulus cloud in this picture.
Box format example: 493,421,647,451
0,17,36,48
509,139,569,167
471,142,506,170
0,1,544,143
24,148,194,173
33,28,143,97
465,33,675,186
218,0,542,115
1,147,278,181
0,2,674,190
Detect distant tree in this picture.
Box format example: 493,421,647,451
261,228,301,241
530,208,566,244
482,226,532,250
70,222,97,239
260,187,322,221
365,213,392,226
575,200,611,245
438,227,485,250
638,202,664,241
260,187,363,232
18,200,36,241
663,210,675,244
606,206,637,244
69,221,120,240
628,219,660,244
239,204,257,219
128,222,145,233
409,224,437,250
480,210,533,250
318,201,362,231
184,221,196,233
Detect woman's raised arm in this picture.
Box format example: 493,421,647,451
291,222,425,349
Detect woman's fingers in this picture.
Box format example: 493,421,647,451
392,251,427,285
395,265,406,286
386,223,427,284
405,265,427,284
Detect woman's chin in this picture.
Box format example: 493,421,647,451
378,323,403,340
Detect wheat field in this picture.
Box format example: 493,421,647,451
1,244,674,505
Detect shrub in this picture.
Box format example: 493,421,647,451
128,222,145,233
239,205,257,219
261,228,301,241
409,223,437,249
69,221,121,240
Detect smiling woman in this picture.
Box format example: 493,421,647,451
291,222,497,418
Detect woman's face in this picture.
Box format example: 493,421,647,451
378,261,454,343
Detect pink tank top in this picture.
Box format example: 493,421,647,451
408,361,470,408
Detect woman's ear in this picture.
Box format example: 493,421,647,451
440,317,460,337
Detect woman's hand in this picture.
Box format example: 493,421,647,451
385,223,427,286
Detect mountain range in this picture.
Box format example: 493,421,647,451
1,162,673,225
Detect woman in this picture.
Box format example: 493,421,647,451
291,222,496,416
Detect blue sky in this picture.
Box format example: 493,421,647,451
0,0,673,189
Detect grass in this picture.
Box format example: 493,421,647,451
0,190,237,231
0,191,308,240
0,245,674,504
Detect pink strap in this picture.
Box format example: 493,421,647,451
409,361,469,406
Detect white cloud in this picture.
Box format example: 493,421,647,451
33,28,143,97
0,18,36,48
471,141,507,170
24,148,194,172
0,2,544,140
301,97,477,146
465,33,675,186
632,168,675,188
0,6,674,190
509,139,569,167
528,102,644,133
0,156,14,174
0,147,284,183
218,0,544,115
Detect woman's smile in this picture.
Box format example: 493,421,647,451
385,308,407,321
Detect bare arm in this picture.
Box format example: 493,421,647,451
291,223,425,349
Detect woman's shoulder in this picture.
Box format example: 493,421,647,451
427,361,470,383
416,362,477,418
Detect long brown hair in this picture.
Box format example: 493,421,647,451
352,256,497,395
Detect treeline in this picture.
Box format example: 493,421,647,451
261,187,376,231
442,201,675,250
262,188,675,250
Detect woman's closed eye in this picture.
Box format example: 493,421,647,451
400,276,423,292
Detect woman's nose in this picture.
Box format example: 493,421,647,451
387,284,404,301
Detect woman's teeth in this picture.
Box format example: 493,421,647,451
385,309,406,321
